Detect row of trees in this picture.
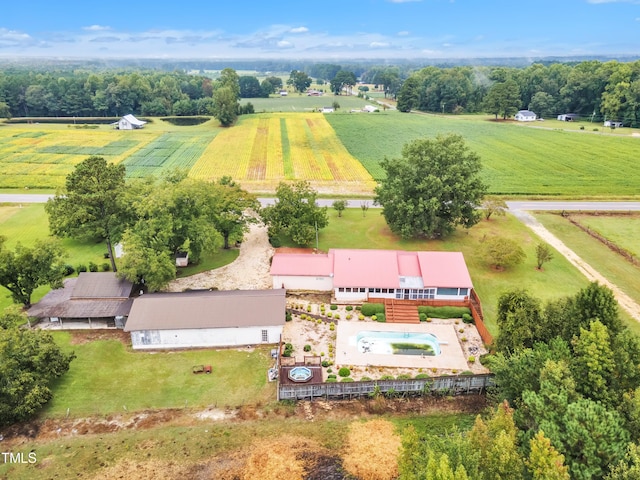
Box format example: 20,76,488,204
397,60,640,126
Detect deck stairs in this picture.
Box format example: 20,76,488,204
384,299,420,324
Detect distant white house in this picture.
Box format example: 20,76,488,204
557,113,578,122
113,114,146,130
515,110,537,122
604,120,623,128
321,106,335,113
363,105,377,113
279,90,288,96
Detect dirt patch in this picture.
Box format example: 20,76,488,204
342,419,401,480
166,221,274,292
68,329,130,345
276,247,317,254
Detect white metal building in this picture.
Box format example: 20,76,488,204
113,114,147,130
124,289,286,350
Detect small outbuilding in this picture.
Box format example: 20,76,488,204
515,110,537,122
112,114,147,130
604,120,623,128
28,272,134,328
557,113,578,122
124,289,286,349
321,106,335,113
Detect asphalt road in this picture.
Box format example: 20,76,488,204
2,194,640,212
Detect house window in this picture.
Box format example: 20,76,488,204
459,288,469,296
388,289,394,294
437,287,459,296
375,288,381,293
345,287,352,292
369,288,375,293
338,287,344,292
381,288,387,294
261,330,268,342
359,287,366,293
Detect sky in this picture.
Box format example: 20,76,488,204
0,0,639,60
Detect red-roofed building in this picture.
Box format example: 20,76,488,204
270,249,473,303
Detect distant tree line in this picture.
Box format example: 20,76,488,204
396,60,640,127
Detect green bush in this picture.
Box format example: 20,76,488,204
396,374,411,379
361,376,373,381
88,262,98,272
268,236,282,248
330,304,338,310
283,343,294,357
285,312,292,322
303,344,311,352
62,264,75,276
375,313,386,323
76,264,87,273
346,305,353,311
461,370,474,375
329,322,335,331
101,263,110,272
462,313,473,324
417,306,471,319
326,377,337,383
419,313,427,322
468,356,475,363
380,375,394,380
321,360,331,367
361,303,385,316
371,315,377,321
327,368,333,373
341,377,354,382
338,367,351,377
346,314,352,320
328,374,337,379
415,373,430,379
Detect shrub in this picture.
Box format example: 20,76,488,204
322,360,331,367
461,336,468,342
361,376,373,381
346,314,352,320
580,125,585,130
283,343,294,357
330,304,338,310
76,264,87,273
334,314,340,320
468,356,476,363
371,315,377,321
303,344,311,352
461,370,474,375
358,314,365,321
346,305,353,311
101,263,110,272
328,374,337,379
417,306,471,319
329,322,335,331
338,367,351,377
415,373,430,379
376,313,386,323
459,328,465,333
361,303,385,316
327,368,333,374
326,377,337,383
419,313,427,322
306,305,312,312
380,375,394,380
327,312,333,318
88,262,98,272
341,377,354,382
320,352,325,356
593,128,599,132
268,236,282,248
355,306,361,311
396,374,411,380
62,264,75,276
462,313,473,324
285,312,292,322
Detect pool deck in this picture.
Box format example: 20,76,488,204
335,321,469,371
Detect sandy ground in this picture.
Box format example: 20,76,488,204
166,222,274,292
510,209,640,322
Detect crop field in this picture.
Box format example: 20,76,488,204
244,93,371,113
327,112,640,196
0,126,156,188
190,113,376,192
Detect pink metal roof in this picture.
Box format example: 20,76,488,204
331,249,400,288
397,252,421,277
417,251,473,288
270,252,334,277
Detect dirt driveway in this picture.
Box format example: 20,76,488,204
166,222,274,292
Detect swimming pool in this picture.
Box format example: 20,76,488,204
356,330,443,356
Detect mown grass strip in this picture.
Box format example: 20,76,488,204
280,117,294,178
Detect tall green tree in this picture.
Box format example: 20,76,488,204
46,156,128,272
261,181,328,246
210,176,259,249
212,86,238,126
483,79,521,119
330,70,357,95
0,238,65,307
0,315,75,426
287,70,312,93
495,290,543,354
374,134,486,239
484,237,526,271
527,430,570,480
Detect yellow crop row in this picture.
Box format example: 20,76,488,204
265,117,285,180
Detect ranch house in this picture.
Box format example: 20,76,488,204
271,249,473,303
124,289,285,350
515,110,537,121
112,114,147,130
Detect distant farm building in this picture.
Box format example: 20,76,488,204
321,106,335,113
279,90,288,96
557,113,578,122
112,114,147,130
604,120,623,128
124,289,286,349
363,105,377,113
515,110,537,122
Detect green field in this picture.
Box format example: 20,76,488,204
43,332,275,417
571,213,640,258
246,93,371,113
535,212,640,332
326,112,640,196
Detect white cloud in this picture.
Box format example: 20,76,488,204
289,26,308,33
397,30,410,36
82,25,111,31
370,41,390,48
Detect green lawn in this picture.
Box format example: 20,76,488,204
535,212,640,334
246,94,371,113
571,213,640,258
43,332,275,418
285,208,590,333
326,112,640,196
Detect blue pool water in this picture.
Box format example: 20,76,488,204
356,330,443,356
